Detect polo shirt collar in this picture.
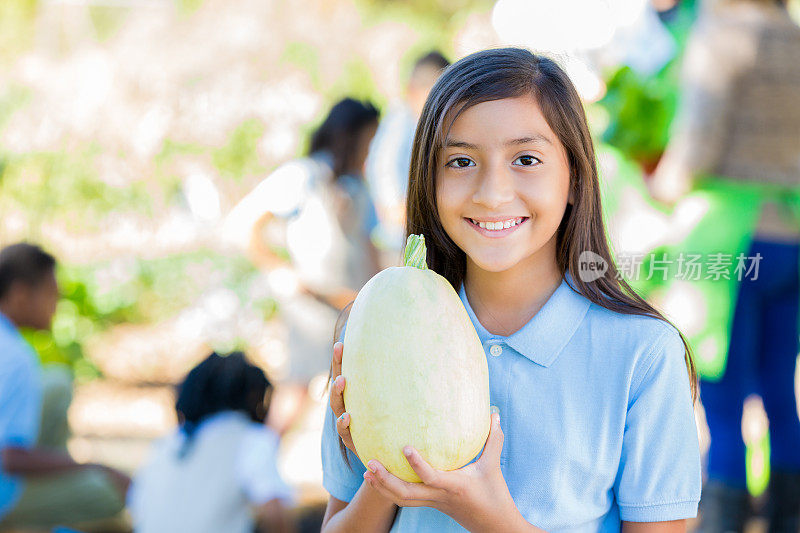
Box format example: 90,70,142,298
458,271,591,367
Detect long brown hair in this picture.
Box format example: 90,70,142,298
406,47,698,403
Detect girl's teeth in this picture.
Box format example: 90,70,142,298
473,218,522,231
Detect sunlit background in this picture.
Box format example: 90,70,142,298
2,0,799,530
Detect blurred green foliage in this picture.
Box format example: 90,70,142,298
0,0,36,64
0,147,154,234
282,41,322,89
597,0,700,169
20,250,276,378
0,85,31,132
212,119,267,181
176,0,205,16
333,58,386,107
598,64,679,168
0,113,273,237
355,0,493,87
356,0,492,42
88,5,129,43
0,0,207,59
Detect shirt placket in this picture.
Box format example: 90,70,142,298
485,339,508,467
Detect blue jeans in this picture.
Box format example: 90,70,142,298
702,239,800,488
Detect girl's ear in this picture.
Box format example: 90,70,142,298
567,186,575,206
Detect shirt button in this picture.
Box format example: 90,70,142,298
489,344,502,357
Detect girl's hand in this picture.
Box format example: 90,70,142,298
329,341,359,459
363,413,527,533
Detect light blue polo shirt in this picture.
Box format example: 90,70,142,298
0,311,42,519
321,273,701,531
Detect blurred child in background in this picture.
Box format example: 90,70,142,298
0,243,129,531
224,97,381,435
129,351,295,533
365,51,449,262
652,0,800,529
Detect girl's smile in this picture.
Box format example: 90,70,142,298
436,95,571,275
466,216,529,238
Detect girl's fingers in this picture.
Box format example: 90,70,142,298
334,410,358,457
366,460,439,504
329,343,347,420
331,342,343,378
329,375,347,418
336,412,352,442
402,446,442,487
479,413,504,465
327,346,358,456
364,472,426,506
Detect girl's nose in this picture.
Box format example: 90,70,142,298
472,165,515,209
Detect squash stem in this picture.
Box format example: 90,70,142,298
403,234,428,270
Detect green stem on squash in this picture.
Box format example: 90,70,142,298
403,234,428,270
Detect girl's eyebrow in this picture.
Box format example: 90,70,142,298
507,134,552,146
444,134,553,149
444,139,478,149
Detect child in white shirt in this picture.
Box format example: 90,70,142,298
129,352,295,533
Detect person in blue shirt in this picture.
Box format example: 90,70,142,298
320,48,701,532
364,51,450,260
0,243,129,529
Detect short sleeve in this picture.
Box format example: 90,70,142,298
248,161,310,217
0,356,42,449
614,326,701,521
321,403,366,502
237,426,295,505
221,160,311,248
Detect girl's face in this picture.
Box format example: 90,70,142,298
436,95,571,277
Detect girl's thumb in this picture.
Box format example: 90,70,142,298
484,411,504,459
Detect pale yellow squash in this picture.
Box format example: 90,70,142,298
342,234,490,483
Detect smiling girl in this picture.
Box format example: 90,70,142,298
321,48,701,532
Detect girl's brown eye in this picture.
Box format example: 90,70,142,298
514,155,541,166
446,157,474,168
